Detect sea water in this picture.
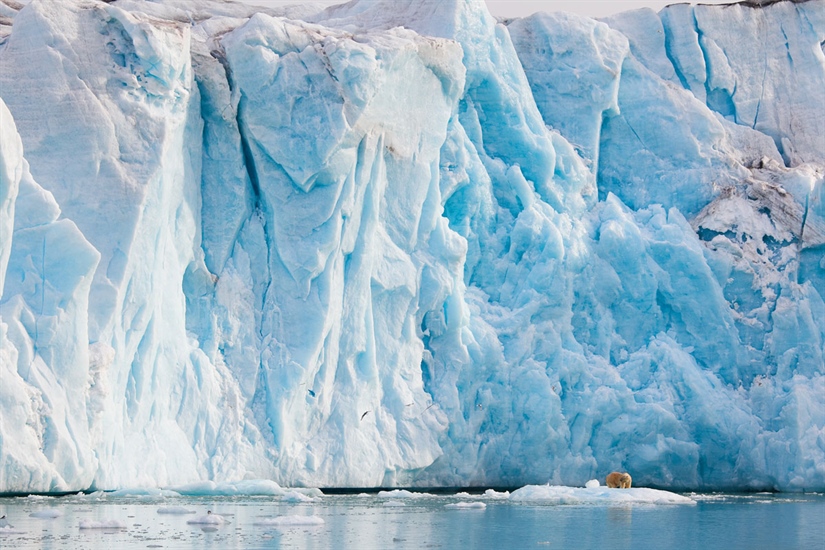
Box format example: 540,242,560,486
0,491,822,549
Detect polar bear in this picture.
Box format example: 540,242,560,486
606,472,632,488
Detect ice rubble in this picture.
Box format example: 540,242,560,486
0,0,823,493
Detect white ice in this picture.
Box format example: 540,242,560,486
444,501,486,509
281,490,320,503
186,512,228,525
509,485,696,505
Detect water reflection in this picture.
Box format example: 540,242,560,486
0,492,821,549
606,505,633,524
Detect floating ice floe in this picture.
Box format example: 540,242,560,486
156,506,196,515
254,515,325,527
281,490,320,503
445,502,487,509
78,519,128,529
29,509,62,518
187,512,228,525
509,485,696,505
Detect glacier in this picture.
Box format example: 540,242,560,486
0,0,823,493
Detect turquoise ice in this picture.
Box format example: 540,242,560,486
0,0,823,493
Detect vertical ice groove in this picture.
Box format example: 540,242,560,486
660,5,699,93
693,7,710,95
800,192,810,244
237,102,263,204
694,12,737,121
752,24,774,158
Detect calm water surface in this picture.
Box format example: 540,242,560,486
0,491,822,549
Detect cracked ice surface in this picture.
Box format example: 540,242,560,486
0,0,823,493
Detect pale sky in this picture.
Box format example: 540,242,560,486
238,0,733,19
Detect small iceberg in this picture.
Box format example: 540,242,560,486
509,484,695,505
157,506,196,515
30,509,62,519
78,519,127,529
187,512,228,525
281,490,320,503
445,502,487,509
254,515,325,527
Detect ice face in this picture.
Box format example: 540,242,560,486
0,99,21,298
0,0,823,493
0,0,273,491
661,1,825,166
508,12,628,170
0,95,99,492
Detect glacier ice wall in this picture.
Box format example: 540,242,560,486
0,0,823,492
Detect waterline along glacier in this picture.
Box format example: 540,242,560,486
0,0,823,493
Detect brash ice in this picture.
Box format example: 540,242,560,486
0,0,823,493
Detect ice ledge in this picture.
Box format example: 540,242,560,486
510,484,696,505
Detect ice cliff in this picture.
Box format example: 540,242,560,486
0,0,823,493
